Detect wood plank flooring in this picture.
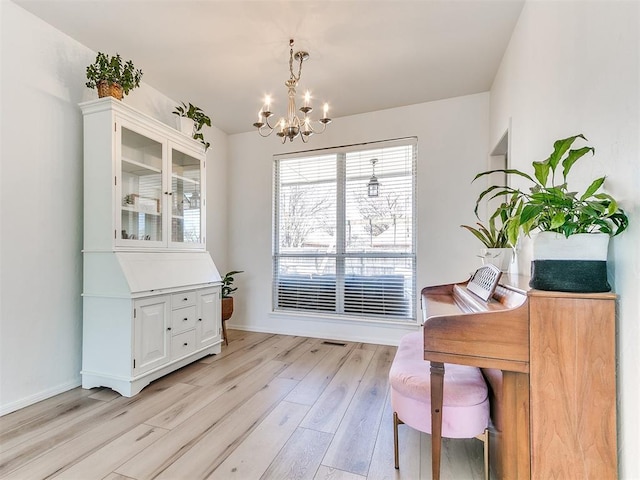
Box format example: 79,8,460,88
0,330,485,479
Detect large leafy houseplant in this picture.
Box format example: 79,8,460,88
173,102,212,151
86,52,143,99
221,270,244,298
473,134,628,292
461,193,519,272
474,134,628,246
462,192,519,248
220,270,243,345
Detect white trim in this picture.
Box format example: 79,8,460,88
269,309,417,327
0,379,81,416
226,322,419,348
274,137,418,159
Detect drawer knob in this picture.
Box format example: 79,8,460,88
167,327,172,331
183,342,188,346
198,318,202,322
183,297,188,301
183,317,188,321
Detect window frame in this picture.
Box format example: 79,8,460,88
272,137,417,323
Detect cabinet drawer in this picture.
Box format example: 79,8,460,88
171,305,197,333
171,330,197,359
172,291,196,307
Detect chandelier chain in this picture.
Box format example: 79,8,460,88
289,46,303,83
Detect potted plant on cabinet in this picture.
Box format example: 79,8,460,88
85,52,143,100
461,192,519,272
221,270,243,345
474,134,628,292
172,102,212,151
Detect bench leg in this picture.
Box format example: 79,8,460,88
476,428,490,480
393,412,401,469
430,361,445,480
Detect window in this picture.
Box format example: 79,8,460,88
273,138,416,322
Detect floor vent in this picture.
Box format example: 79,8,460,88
322,341,347,347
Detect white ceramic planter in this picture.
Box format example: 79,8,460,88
177,117,195,136
480,247,513,272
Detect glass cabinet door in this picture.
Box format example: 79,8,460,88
170,147,203,246
118,126,164,245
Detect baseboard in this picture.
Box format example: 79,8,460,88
225,319,418,347
0,378,81,416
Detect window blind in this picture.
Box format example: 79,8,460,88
273,138,416,322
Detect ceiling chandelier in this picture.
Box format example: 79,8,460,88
253,39,331,143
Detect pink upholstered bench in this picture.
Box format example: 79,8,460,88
389,331,490,478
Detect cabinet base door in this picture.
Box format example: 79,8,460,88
134,297,170,375
197,287,221,348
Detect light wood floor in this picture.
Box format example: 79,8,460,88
0,330,485,479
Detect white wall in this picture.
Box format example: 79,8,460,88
0,1,228,414
227,93,490,345
489,1,640,477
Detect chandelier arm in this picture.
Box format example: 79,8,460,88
306,120,328,135
264,115,279,130
257,125,276,137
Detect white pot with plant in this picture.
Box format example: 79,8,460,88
461,193,518,272
474,134,629,292
220,270,243,345
172,102,212,151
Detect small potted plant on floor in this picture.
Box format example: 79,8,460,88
221,270,243,345
173,102,212,151
85,52,143,100
473,134,628,292
461,192,519,272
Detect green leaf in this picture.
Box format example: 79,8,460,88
550,212,566,229
461,225,491,248
610,211,629,236
505,218,517,246
519,204,543,226
580,177,606,200
473,169,536,184
549,134,587,172
562,146,595,181
473,185,519,217
532,160,550,186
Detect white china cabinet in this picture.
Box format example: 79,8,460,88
80,98,222,397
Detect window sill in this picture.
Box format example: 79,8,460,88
269,308,418,327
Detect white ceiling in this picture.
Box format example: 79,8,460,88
14,0,524,135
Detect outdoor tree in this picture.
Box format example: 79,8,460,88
357,192,404,240
280,185,334,248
